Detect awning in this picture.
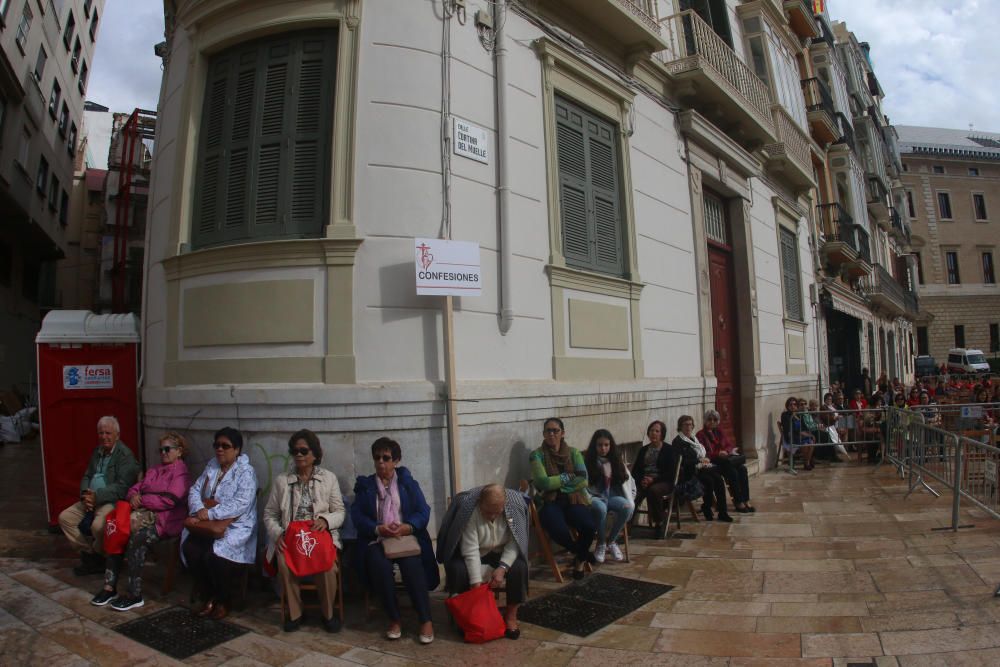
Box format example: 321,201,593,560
825,288,870,322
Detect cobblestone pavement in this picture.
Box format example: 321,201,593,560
4,437,1000,666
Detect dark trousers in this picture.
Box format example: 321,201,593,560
634,480,673,525
363,542,432,623
105,525,160,598
697,467,728,513
713,458,750,504
445,552,527,604
182,533,240,605
538,501,595,561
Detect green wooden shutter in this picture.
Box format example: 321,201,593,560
779,228,803,321
191,30,336,250
554,96,625,277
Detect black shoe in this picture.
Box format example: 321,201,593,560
110,595,144,612
746,505,756,513
90,589,116,606
322,615,342,633
702,505,714,521
653,524,667,540
718,513,734,523
283,616,303,632
504,628,521,640
736,506,751,514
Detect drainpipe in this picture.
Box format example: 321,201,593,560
494,0,513,334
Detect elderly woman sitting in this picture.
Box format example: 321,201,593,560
437,484,529,640
263,429,345,633
696,410,753,513
352,437,439,644
90,432,191,611
182,427,258,621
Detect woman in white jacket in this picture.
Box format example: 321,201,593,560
263,429,345,633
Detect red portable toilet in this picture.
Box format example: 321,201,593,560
36,311,141,525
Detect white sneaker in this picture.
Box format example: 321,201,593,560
594,543,606,563
608,543,624,562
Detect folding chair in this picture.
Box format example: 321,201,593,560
280,565,344,624
519,480,593,583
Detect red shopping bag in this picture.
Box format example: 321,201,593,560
445,583,506,643
103,501,132,555
282,520,336,578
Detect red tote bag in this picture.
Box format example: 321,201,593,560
103,501,132,555
445,583,506,643
282,520,336,578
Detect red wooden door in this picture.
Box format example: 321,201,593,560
708,245,741,444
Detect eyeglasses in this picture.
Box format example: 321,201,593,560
373,454,394,463
543,428,562,435
214,441,234,450
290,447,311,457
159,445,177,454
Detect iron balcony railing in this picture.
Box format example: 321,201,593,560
862,264,918,315
614,0,662,35
855,225,872,264
835,112,855,151
867,174,889,205
801,77,835,117
656,10,774,132
889,206,911,244
768,104,813,180
817,203,871,264
811,16,835,48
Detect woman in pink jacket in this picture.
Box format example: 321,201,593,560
90,432,192,612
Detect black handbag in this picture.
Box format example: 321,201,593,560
725,454,747,467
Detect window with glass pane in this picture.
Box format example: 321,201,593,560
15,3,31,51
937,192,952,219
48,80,60,117
48,174,59,210
63,10,74,48
969,167,980,176
973,193,988,220
67,122,77,156
991,323,999,353
191,30,338,250
555,95,625,277
78,60,88,93
59,189,69,226
984,252,996,284
58,102,68,136
34,45,47,81
914,251,924,284
932,165,945,174
946,251,960,284
703,192,728,245
917,326,929,356
71,37,80,71
954,325,965,348
906,190,915,218
779,227,803,321
36,156,48,194
89,10,97,40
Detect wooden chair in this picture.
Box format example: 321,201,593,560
280,565,344,623
630,458,695,536
154,536,181,597
519,480,593,583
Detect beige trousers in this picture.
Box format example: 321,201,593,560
278,554,339,622
59,501,114,554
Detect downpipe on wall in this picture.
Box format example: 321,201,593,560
494,0,514,335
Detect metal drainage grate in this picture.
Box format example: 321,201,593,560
114,606,248,660
518,573,673,637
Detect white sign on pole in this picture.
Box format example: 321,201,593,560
415,238,481,296
453,118,489,164
63,365,114,390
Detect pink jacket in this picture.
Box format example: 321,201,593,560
696,428,737,459
127,460,191,539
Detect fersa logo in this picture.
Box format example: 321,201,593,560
62,364,113,390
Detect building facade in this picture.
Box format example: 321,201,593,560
143,0,905,517
0,0,103,392
802,11,918,395
898,125,1000,363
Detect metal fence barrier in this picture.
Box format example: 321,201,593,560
779,408,885,474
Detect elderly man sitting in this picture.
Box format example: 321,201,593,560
59,416,139,575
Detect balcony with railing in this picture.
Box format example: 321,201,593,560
811,15,835,48
866,174,890,220
801,77,838,145
817,203,871,278
888,206,911,244
655,10,776,148
763,104,816,188
833,112,855,151
861,264,919,318
784,0,819,39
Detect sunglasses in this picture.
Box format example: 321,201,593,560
373,454,394,462
544,428,562,435
159,445,177,454
214,441,235,450
290,447,311,456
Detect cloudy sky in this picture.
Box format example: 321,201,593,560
86,1,1000,132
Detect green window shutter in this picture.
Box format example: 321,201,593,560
554,96,625,277
779,228,803,321
191,30,336,250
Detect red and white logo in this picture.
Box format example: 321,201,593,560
417,242,434,270
295,528,318,558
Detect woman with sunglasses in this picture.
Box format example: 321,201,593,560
181,426,258,620
781,397,815,470
352,437,438,644
530,417,596,578
90,432,191,612
263,429,345,633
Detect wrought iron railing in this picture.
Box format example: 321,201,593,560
867,174,889,205
656,10,774,131
834,112,855,151
768,104,813,177
801,77,834,117
811,16,835,47
817,203,870,264
855,225,872,264
862,264,917,314
614,0,661,34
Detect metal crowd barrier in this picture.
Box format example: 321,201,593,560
883,405,1000,532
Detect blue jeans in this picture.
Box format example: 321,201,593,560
590,495,634,544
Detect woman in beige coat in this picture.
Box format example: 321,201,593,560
263,429,345,633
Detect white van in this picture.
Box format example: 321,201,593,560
946,348,991,374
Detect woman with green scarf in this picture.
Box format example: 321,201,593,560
529,417,596,579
